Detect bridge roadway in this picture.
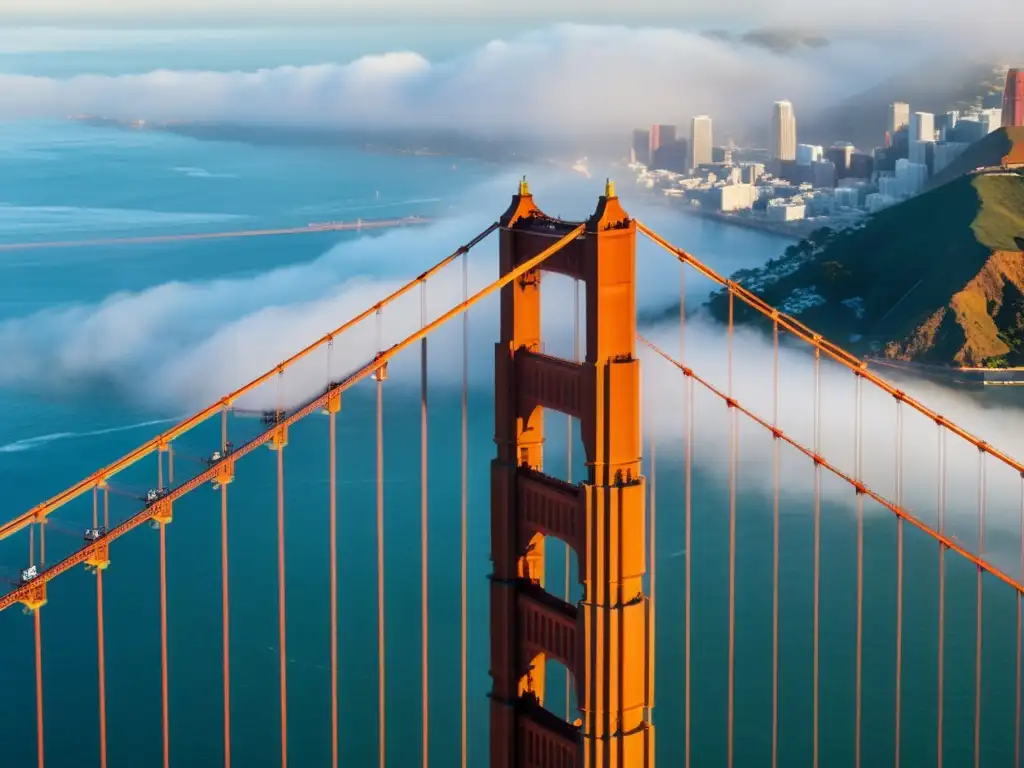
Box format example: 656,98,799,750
0,215,433,252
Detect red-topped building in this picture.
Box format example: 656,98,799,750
1003,68,1024,127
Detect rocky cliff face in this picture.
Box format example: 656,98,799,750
700,144,1024,369
884,250,1024,366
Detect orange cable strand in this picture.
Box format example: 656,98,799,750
638,335,1024,597
726,291,736,768
420,287,430,768
329,407,339,768
684,373,693,768
159,521,169,768
771,318,780,768
937,427,946,768
460,251,469,768
895,404,904,768
0,223,499,544
35,607,44,768
812,349,821,768
95,485,107,768
277,445,288,768
377,375,386,768
650,432,657,726
221,410,231,768
855,376,863,768
97,569,107,768
975,453,985,768
682,260,692,768
0,226,581,617
1018,474,1023,768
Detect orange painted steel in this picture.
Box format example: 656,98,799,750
855,378,865,768
277,446,288,768
0,222,575,615
726,291,737,768
0,217,434,252
221,483,231,768
937,427,947,768
639,335,1024,598
376,375,386,768
34,609,43,768
159,522,170,768
682,264,693,768
419,283,430,768
770,318,780,768
895,404,904,768
812,347,821,768
329,407,340,768
637,221,1024,480
460,250,469,768
0,222,498,546
94,488,108,768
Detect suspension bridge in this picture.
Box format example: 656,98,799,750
1,178,1023,767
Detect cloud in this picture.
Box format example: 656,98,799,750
0,169,1021,578
0,24,939,139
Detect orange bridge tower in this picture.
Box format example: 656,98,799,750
490,179,653,767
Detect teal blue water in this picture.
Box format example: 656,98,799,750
0,26,1020,768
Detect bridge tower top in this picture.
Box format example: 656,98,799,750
490,181,652,768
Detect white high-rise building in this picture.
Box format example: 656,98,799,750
888,102,911,135
909,112,936,142
690,115,713,169
771,101,797,161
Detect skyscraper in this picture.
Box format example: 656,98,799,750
690,115,713,169
888,102,911,136
649,124,676,157
909,112,936,142
771,101,797,161
1002,68,1024,127
631,129,651,165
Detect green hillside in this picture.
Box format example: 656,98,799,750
703,167,1024,367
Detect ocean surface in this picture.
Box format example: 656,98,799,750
0,25,1021,768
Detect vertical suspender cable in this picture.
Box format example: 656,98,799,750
95,487,108,768
221,408,232,768
682,263,692,768
1017,475,1023,768
158,449,170,768
566,278,579,720
650,431,657,728
460,249,469,768
34,600,44,768
895,402,904,768
974,452,986,768
771,318,780,768
327,340,339,768
727,290,736,768
420,284,430,768
855,375,864,768
277,406,288,768
376,309,387,768
812,348,821,768
937,426,946,768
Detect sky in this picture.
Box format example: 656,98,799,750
1,0,1022,36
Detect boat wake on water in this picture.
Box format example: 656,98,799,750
0,416,181,454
